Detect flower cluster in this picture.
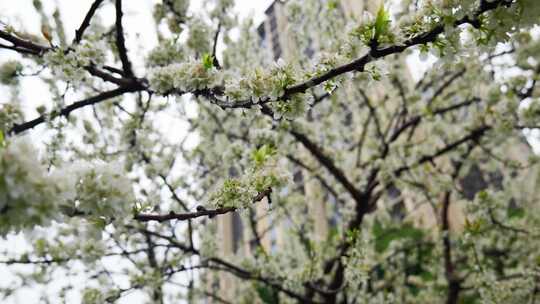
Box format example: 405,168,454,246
70,162,135,222
82,287,119,304
0,137,135,236
0,60,23,85
148,57,220,94
153,0,189,33
224,59,297,102
352,5,394,46
3,0,540,302
146,39,185,67
273,92,312,120
0,136,62,236
209,0,236,27
186,19,212,55
208,145,289,208
0,103,23,133
43,41,106,82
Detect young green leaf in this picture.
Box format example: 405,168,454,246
374,4,391,41
251,145,276,167
202,53,214,70
327,0,339,10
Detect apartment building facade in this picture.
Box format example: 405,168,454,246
207,1,382,301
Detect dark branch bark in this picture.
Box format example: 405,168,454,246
441,145,475,304
394,126,489,177
212,22,222,69
134,188,272,222
114,0,134,77
0,42,41,55
388,97,481,143
248,207,266,254
0,30,50,54
73,0,105,44
143,230,164,304
85,65,134,86
139,228,318,303
289,129,364,205
286,154,345,206
427,68,466,105
9,84,142,135
442,192,461,304
205,256,320,303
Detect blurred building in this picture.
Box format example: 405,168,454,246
206,1,382,301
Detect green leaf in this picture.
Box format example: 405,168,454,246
323,81,336,94
460,294,481,304
419,270,435,282
508,207,525,219
254,282,279,304
374,4,391,41
535,255,540,267
35,238,47,256
0,130,4,146
476,190,489,201
464,218,485,235
373,220,424,252
202,53,214,70
327,0,339,10
91,217,107,230
251,145,276,167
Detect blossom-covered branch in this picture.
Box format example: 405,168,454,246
134,187,272,222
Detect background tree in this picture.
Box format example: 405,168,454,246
1,0,540,303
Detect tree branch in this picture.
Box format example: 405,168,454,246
0,0,514,117
8,84,143,135
0,30,50,54
134,188,272,222
138,227,318,303
114,0,134,77
279,0,511,101
394,126,489,177
73,0,105,44
212,22,222,69
289,129,364,204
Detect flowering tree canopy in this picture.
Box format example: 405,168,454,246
1,0,540,303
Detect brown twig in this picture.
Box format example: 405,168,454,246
134,188,272,222
9,85,143,135
114,0,134,77
73,0,105,44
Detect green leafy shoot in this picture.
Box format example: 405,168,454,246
327,0,339,10
372,220,423,253
202,53,214,70
374,4,391,42
254,282,279,304
251,144,277,167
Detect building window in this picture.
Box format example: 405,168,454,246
262,2,283,61
257,23,266,48
269,215,278,254
232,212,244,253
